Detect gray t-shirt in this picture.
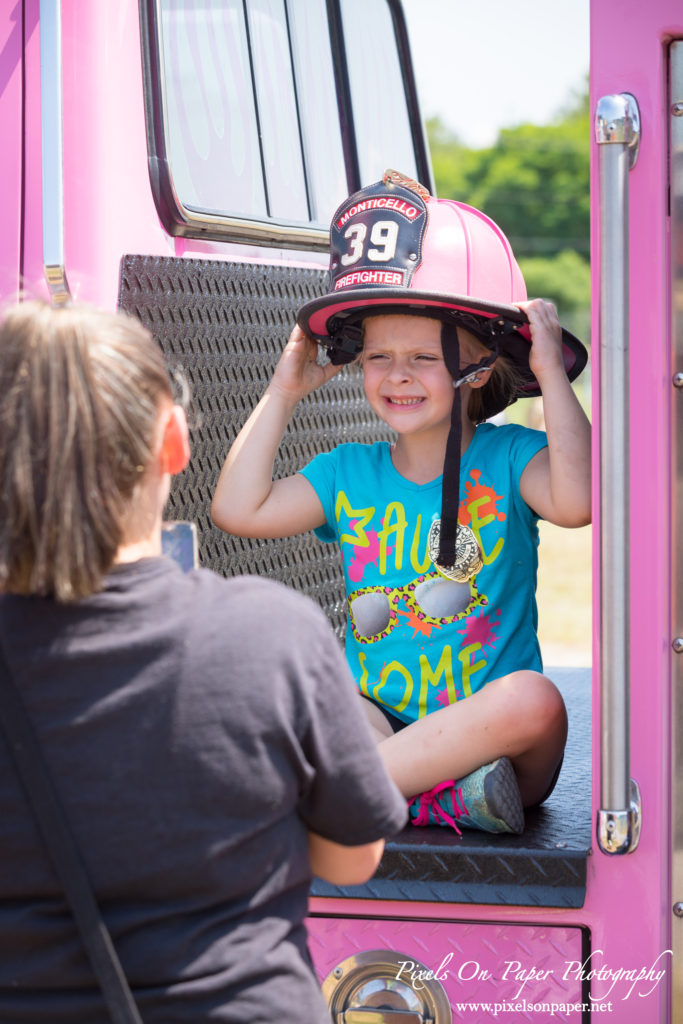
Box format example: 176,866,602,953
0,558,407,1023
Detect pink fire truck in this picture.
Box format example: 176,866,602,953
1,0,682,1020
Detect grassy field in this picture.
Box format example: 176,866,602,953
505,388,593,667
536,520,592,666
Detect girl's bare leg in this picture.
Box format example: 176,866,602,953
359,695,395,743
377,670,567,807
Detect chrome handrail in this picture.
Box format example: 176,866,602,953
40,0,70,304
595,92,642,855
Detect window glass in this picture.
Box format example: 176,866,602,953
149,0,422,239
159,0,267,218
246,0,309,221
287,0,348,225
341,0,419,185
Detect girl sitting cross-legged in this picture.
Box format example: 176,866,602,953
212,171,591,836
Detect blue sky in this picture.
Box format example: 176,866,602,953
403,0,590,147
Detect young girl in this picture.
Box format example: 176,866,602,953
0,300,406,1023
212,172,591,835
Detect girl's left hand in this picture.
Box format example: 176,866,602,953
516,299,565,383
516,297,591,528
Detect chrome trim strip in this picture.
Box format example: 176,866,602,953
594,93,641,854
39,0,70,304
596,779,641,854
595,93,640,165
670,41,683,1022
172,201,330,250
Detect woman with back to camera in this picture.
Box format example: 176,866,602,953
0,300,406,1024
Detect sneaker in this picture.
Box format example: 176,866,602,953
408,757,524,835
408,779,469,835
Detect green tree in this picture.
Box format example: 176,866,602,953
429,86,589,260
520,249,591,354
425,116,476,201
519,249,590,312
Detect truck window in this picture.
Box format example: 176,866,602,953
340,0,419,183
142,0,429,247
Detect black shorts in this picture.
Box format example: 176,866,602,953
531,754,564,807
376,703,409,733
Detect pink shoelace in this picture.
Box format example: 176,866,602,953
409,779,469,835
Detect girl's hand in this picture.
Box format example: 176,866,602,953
516,298,591,528
516,299,565,384
269,325,342,403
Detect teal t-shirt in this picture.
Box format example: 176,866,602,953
299,423,548,724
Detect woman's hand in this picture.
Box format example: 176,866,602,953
269,325,342,403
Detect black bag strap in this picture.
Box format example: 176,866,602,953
0,644,144,1024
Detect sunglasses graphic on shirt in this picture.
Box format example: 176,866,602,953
348,571,485,644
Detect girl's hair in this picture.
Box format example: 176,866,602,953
449,323,522,423
0,301,173,602
466,350,523,424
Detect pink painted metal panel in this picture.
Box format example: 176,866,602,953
21,0,50,304
588,0,679,1017
0,2,27,303
307,916,586,1022
55,0,170,309
18,1,195,309
309,896,672,1020
17,1,326,310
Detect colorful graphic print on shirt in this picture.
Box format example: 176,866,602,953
300,427,546,724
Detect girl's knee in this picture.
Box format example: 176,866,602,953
498,670,568,742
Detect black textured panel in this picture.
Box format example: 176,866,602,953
118,254,393,635
312,667,592,908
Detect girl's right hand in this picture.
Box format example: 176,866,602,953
269,325,342,402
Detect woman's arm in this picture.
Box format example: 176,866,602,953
211,326,341,538
307,831,385,885
518,300,592,528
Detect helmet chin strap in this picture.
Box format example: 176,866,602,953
438,323,497,567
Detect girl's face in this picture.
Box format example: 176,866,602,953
362,314,463,438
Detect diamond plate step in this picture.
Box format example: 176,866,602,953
312,668,591,908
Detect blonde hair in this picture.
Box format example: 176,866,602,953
454,325,522,424
0,301,173,601
466,352,523,424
